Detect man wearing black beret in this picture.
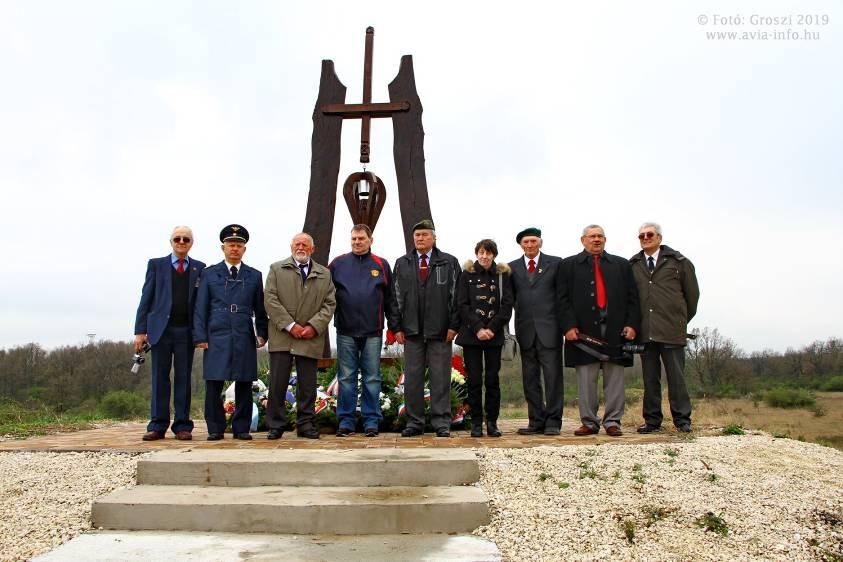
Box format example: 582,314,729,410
508,227,566,435
193,224,269,440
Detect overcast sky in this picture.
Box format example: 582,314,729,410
1,1,840,353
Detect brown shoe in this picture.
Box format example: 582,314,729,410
605,426,623,437
142,430,165,441
574,425,598,436
175,431,192,441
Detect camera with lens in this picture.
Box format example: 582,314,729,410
621,342,646,354
131,342,152,374
574,333,646,362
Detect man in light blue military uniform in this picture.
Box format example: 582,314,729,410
193,224,269,440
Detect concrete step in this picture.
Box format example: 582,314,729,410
92,484,490,534
137,449,480,487
35,530,501,561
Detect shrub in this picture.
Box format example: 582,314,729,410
763,387,816,409
100,391,147,419
722,424,745,435
821,376,843,392
695,512,729,536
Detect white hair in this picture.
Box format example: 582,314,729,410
581,224,604,236
171,225,193,238
291,232,315,245
639,222,662,235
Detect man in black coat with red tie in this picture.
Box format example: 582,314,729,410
560,224,640,437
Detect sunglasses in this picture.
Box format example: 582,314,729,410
172,236,192,243
638,232,657,240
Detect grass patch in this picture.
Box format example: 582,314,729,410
538,472,551,482
663,447,680,458
622,519,636,543
722,423,745,435
816,435,843,451
771,431,790,439
706,473,720,483
631,463,647,484
558,482,570,489
763,387,816,409
643,505,675,526
695,512,729,536
0,400,107,439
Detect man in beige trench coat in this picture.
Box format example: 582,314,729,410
264,233,336,439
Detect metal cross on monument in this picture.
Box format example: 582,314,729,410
302,26,434,267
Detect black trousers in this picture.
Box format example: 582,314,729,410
267,351,317,431
519,341,564,430
462,345,502,424
641,342,691,427
205,379,252,434
148,324,194,434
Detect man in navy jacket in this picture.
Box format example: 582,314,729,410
329,224,398,436
134,226,205,441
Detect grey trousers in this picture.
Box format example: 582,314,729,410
642,343,691,428
576,361,625,430
404,336,453,431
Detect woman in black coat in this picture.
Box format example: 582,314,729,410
456,239,514,437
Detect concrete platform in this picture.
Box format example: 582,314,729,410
92,484,490,534
138,448,480,486
34,531,501,561
0,418,680,452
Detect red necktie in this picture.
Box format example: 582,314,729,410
593,254,606,309
177,258,185,274
419,254,428,283
528,259,535,273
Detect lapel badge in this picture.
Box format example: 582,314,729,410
538,268,543,273
371,269,380,277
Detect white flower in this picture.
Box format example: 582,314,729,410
381,398,391,411
450,369,466,385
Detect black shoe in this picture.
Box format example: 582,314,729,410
486,422,502,437
206,433,224,441
336,427,355,437
401,427,423,437
436,427,450,438
266,429,283,440
676,424,692,433
297,428,320,439
471,425,483,438
233,433,252,440
636,424,662,434
364,427,379,437
543,427,561,436
517,426,544,435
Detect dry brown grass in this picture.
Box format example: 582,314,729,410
502,392,843,450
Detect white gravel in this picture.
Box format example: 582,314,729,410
0,452,143,562
474,435,843,561
1,437,841,561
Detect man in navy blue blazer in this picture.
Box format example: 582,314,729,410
134,226,205,441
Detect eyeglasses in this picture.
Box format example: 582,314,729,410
172,236,192,243
638,232,657,240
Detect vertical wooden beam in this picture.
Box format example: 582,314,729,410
389,55,433,253
303,60,346,267
360,27,374,163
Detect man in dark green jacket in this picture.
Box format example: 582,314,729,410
629,222,700,433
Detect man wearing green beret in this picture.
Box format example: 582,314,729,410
391,219,461,437
508,227,565,435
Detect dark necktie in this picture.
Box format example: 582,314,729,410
647,256,655,273
593,254,606,309
419,254,428,283
528,259,536,273
299,263,308,285
177,258,185,274
230,265,238,280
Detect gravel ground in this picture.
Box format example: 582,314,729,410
474,435,843,561
1,437,840,561
0,452,143,562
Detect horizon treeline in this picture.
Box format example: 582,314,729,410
0,329,841,413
